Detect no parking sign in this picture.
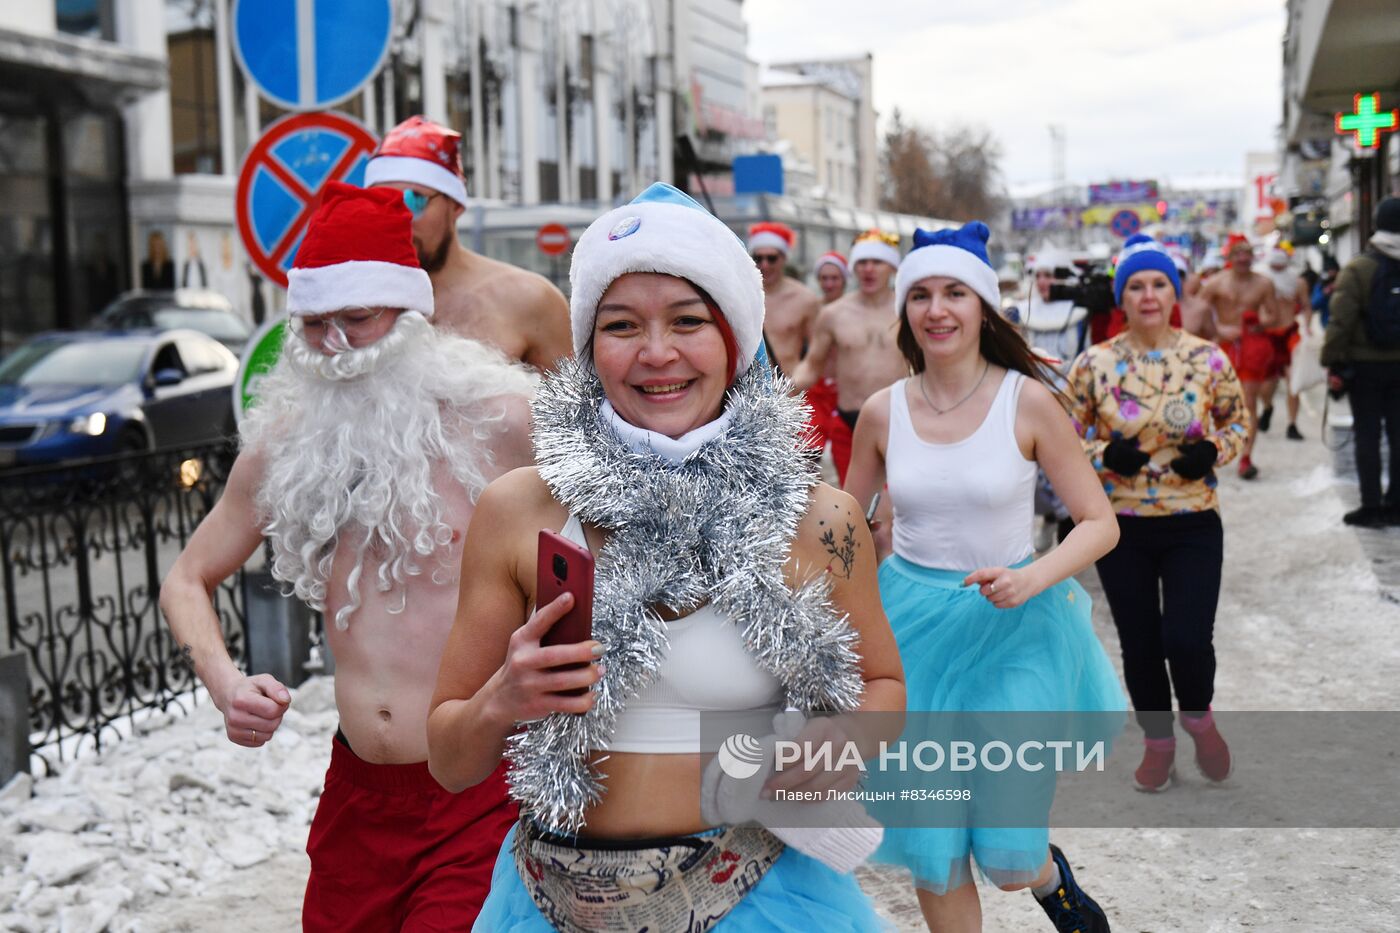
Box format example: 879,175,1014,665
235,112,377,288
1110,209,1141,239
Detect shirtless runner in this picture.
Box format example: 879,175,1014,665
159,185,537,930
747,221,825,460
816,250,850,305
1262,245,1313,440
366,116,571,372
806,251,851,463
1199,233,1280,478
748,221,821,375
791,229,907,484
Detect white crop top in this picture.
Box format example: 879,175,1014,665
887,372,1037,572
557,516,784,753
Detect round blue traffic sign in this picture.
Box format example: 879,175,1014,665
232,0,392,112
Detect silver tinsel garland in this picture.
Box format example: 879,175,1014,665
507,358,866,832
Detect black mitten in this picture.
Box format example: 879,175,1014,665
1170,441,1218,480
1103,438,1151,477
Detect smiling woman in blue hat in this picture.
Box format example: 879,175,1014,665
425,183,905,931
844,222,1125,933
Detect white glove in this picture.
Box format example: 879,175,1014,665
700,712,883,874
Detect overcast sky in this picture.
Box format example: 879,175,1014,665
745,0,1286,192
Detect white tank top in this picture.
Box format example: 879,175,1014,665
887,372,1037,572
558,515,784,753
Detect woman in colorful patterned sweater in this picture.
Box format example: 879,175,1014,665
1067,234,1249,793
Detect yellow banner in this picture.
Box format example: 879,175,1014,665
1080,204,1162,227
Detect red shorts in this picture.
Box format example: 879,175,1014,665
1265,324,1298,379
1221,312,1273,383
803,378,839,450
828,408,858,485
303,733,517,932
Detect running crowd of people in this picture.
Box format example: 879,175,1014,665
160,114,1381,933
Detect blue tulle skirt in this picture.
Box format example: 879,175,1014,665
473,824,890,931
872,555,1126,894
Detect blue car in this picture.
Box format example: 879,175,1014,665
0,329,240,469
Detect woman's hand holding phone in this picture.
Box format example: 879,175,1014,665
488,593,604,721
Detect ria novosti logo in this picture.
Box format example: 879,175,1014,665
718,731,1108,776
716,733,766,779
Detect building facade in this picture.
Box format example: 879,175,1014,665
0,0,166,351
0,0,780,335
760,56,877,210
1280,0,1400,262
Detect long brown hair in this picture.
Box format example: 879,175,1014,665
896,297,1065,401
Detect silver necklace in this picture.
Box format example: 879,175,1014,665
918,360,990,415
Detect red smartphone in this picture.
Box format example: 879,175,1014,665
536,530,596,694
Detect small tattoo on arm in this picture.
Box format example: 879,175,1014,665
820,522,859,579
180,643,193,668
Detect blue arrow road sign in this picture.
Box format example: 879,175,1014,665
232,0,392,111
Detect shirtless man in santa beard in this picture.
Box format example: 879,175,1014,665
161,183,536,931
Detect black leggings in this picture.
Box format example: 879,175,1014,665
1349,361,1400,508
1094,511,1223,739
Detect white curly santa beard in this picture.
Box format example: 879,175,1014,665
240,311,537,629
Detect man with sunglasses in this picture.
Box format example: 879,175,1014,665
161,183,538,930
748,221,821,376
366,116,571,372
791,229,907,484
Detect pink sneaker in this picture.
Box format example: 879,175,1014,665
1133,737,1175,792
1181,711,1231,782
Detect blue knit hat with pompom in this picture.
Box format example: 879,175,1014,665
894,221,1001,314
1113,234,1181,306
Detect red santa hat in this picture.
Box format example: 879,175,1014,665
364,115,468,207
747,221,795,255
1222,232,1252,259
287,181,434,317
815,251,849,279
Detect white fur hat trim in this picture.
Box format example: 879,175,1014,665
287,259,434,317
895,244,1001,314
569,188,764,376
747,230,790,255
365,155,469,207
849,240,901,270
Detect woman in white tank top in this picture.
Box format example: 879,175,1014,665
844,223,1125,933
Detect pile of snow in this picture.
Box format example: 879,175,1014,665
0,678,337,933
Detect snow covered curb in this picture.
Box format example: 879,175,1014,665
0,678,338,933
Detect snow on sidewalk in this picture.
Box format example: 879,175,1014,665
2,388,1398,931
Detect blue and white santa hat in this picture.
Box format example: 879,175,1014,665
1113,233,1181,305
569,183,764,376
894,221,1001,314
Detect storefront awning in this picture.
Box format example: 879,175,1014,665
0,25,166,107
1295,0,1400,117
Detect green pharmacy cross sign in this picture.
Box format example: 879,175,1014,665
1336,93,1398,150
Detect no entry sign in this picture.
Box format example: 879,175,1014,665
536,223,572,256
236,111,377,288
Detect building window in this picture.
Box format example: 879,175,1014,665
55,0,115,41
168,29,223,175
